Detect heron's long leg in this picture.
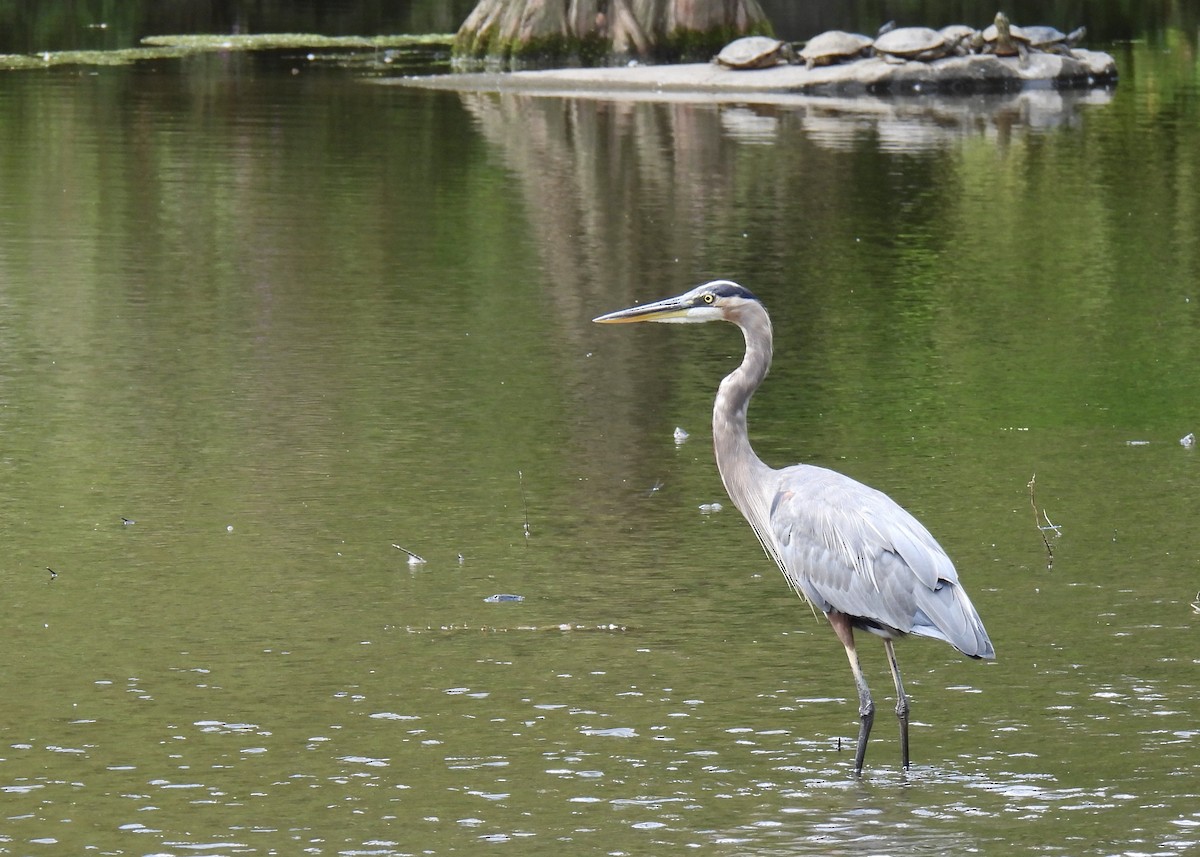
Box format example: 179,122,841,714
883,639,910,770
829,613,873,775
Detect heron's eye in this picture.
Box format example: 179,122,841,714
702,293,715,304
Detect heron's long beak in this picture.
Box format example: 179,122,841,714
592,294,692,324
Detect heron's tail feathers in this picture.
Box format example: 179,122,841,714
911,581,995,659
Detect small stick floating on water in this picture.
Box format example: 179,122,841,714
392,544,427,566
1027,473,1059,569
518,469,531,540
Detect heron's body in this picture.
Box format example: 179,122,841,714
747,462,991,652
594,279,994,773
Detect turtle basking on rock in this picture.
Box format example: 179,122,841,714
1019,24,1086,56
873,26,966,63
974,13,1087,66
713,36,795,69
797,30,874,69
938,24,979,48
975,12,1031,61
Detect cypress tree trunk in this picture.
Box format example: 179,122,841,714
453,0,772,67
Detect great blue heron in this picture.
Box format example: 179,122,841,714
593,279,994,774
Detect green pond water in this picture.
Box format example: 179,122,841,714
0,31,1197,857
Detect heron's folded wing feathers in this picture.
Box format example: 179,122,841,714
768,465,994,659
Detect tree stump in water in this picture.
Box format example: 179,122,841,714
453,0,773,67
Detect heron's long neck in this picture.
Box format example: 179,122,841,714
713,306,775,518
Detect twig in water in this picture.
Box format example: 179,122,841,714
518,469,531,540
392,544,427,566
1028,473,1057,569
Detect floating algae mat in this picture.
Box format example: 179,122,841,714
0,47,185,69
141,33,451,51
0,33,452,70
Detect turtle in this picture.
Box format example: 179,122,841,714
797,30,874,69
975,12,1032,61
872,26,960,63
1020,24,1079,56
713,36,795,70
938,24,978,49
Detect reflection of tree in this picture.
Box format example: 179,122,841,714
455,88,1113,330
453,82,1145,483
459,91,758,474
460,92,746,322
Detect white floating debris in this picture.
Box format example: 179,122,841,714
338,755,389,767
1180,432,1195,448
580,726,638,738
673,426,690,445
699,502,723,514
1125,440,1150,446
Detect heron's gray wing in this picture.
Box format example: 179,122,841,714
767,465,994,659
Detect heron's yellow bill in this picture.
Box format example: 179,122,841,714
592,294,692,324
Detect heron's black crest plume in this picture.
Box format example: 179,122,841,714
704,280,759,302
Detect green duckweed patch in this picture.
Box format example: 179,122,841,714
0,47,184,68
0,33,452,71
141,33,452,51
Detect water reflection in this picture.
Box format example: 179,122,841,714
2,31,1199,857
442,64,1200,857
801,88,1114,151
452,82,1116,156
1,614,1197,854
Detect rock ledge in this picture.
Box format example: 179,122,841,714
402,50,1116,98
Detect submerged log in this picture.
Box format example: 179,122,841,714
453,0,773,67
